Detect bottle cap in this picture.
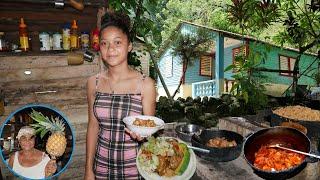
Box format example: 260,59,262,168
63,23,71,29
72,20,78,29
19,18,27,28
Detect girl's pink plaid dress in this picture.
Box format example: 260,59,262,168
93,74,144,180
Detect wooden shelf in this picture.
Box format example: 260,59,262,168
0,1,102,53
0,50,72,57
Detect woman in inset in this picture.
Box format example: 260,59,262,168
85,10,156,180
8,126,57,179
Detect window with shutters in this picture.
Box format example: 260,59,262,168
279,55,296,77
165,56,173,77
199,55,212,76
232,45,248,72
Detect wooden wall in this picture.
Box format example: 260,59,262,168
0,53,100,179
0,2,105,178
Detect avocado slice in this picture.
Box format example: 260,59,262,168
175,143,190,175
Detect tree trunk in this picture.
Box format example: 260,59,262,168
172,61,188,99
143,37,173,101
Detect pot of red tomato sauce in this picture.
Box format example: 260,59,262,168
243,127,313,180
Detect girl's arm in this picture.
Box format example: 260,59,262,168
84,76,99,180
142,77,156,115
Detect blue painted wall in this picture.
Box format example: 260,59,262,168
157,48,182,87
184,58,212,84
249,42,318,85
223,43,243,79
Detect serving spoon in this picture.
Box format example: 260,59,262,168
187,145,210,153
269,144,320,159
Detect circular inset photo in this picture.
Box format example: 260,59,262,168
0,104,75,180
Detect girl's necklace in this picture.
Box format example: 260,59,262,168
107,77,115,94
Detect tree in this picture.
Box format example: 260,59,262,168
170,28,213,98
158,0,236,45
227,0,320,100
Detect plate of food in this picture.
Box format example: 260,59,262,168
123,115,165,137
137,136,197,180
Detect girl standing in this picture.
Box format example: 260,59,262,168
85,10,156,180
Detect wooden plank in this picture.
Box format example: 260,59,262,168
0,99,88,122
1,77,88,93
0,55,99,70
0,7,98,21
5,88,86,105
0,64,99,83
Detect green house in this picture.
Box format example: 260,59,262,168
156,21,319,98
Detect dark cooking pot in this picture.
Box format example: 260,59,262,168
191,129,243,162
271,112,320,139
244,127,311,180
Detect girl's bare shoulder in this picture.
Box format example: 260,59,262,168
87,74,99,90
142,76,155,86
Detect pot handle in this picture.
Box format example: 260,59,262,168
244,132,254,141
306,150,320,163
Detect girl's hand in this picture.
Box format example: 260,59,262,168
45,159,57,177
125,128,144,141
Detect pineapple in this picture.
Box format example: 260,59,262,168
29,109,67,159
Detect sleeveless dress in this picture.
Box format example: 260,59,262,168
12,151,50,179
93,74,145,180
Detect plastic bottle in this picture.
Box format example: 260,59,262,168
0,32,8,52
19,18,29,51
62,23,71,50
52,32,62,50
81,32,89,50
91,27,99,51
70,20,78,49
39,32,50,51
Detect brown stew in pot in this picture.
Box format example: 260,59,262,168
206,137,237,148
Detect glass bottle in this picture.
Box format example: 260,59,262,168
91,27,99,51
62,24,71,50
70,20,78,49
19,18,29,52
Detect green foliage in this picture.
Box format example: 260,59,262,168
313,71,320,86
156,96,219,128
280,1,320,51
227,0,281,36
158,0,236,44
156,96,184,123
225,46,268,114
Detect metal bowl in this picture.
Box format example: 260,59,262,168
175,124,204,142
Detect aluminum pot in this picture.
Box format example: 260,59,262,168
191,129,243,162
243,127,312,180
175,124,204,143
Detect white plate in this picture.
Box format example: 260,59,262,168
123,115,165,137
137,137,197,180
